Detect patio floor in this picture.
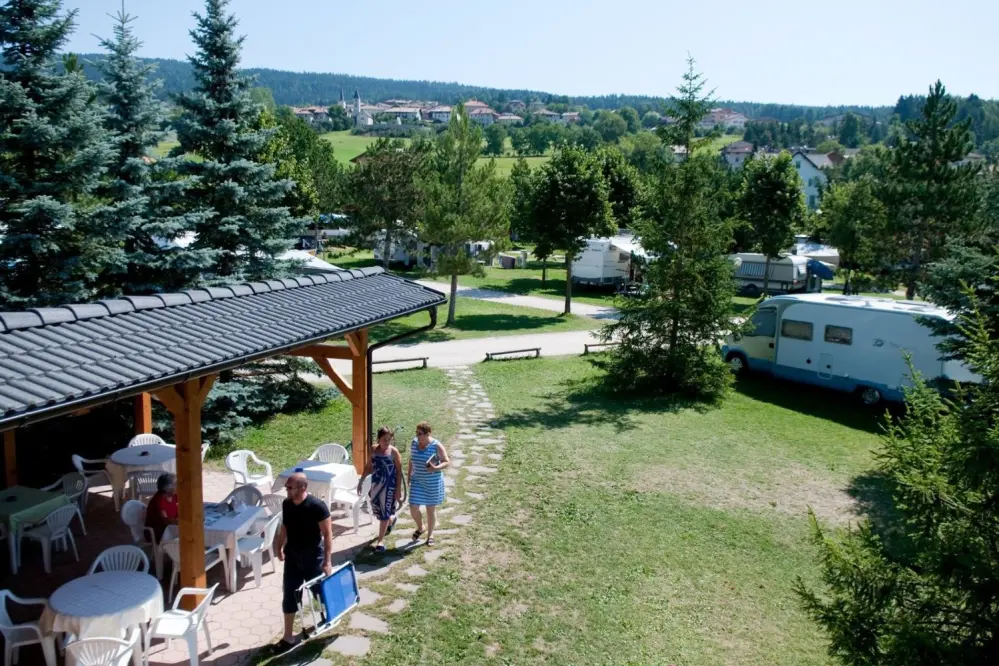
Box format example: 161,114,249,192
1,469,379,666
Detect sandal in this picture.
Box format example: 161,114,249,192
426,536,435,547
374,544,386,554
412,528,424,541
386,516,398,535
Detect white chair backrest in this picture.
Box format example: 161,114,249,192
261,493,285,516
66,637,133,666
262,513,283,546
43,504,78,532
128,434,166,447
184,584,219,625
201,442,210,461
120,500,148,543
359,475,373,497
71,454,87,474
222,485,263,508
61,471,87,496
0,590,15,630
128,471,159,495
310,443,349,464
89,545,149,575
225,450,252,483
159,539,180,566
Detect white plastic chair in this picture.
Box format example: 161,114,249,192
88,545,149,575
159,541,228,604
0,590,55,666
19,505,79,574
215,485,263,509
127,434,166,447
308,443,349,464
71,454,109,508
127,471,159,503
64,634,140,666
42,472,88,533
236,513,282,589
120,500,161,578
224,450,273,489
201,442,210,461
147,584,219,666
330,476,373,534
261,493,285,516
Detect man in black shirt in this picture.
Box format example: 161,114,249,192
274,471,334,649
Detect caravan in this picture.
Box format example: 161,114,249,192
721,294,976,405
729,253,831,296
572,234,646,287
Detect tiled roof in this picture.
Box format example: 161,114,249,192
0,268,445,428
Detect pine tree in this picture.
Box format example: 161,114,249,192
657,55,718,156
0,0,116,308
420,104,510,326
96,5,214,294
173,0,302,282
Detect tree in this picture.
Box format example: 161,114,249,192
597,147,641,230
528,146,615,314
620,131,669,174
594,111,627,143
601,153,735,399
797,284,999,666
484,122,507,156
618,106,640,134
819,177,886,295
345,138,429,269
96,5,214,294
420,104,511,326
641,110,661,128
510,127,531,156
737,152,806,296
0,0,117,308
657,56,719,157
890,81,980,300
509,157,552,284
837,112,862,148
172,0,302,282
249,86,276,112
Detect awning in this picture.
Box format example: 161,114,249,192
807,259,836,280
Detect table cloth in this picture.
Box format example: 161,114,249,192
106,444,176,508
0,486,69,574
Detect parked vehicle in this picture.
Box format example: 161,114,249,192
721,293,976,405
790,234,840,269
572,233,646,287
729,253,831,296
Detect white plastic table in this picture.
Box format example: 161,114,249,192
40,571,163,653
272,460,359,504
164,503,266,591
106,444,176,508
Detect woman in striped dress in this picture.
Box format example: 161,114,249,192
408,421,449,546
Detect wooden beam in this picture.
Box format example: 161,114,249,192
287,344,354,360
311,356,355,403
134,393,153,434
349,329,369,474
196,374,217,405
3,431,16,487
162,379,209,610
152,386,184,417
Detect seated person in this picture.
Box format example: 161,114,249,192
145,473,178,542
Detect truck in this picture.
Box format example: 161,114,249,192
721,293,976,405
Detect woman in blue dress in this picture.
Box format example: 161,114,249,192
359,426,402,553
408,421,449,546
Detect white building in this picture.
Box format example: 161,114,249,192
426,105,452,123
535,109,561,123
561,111,580,124
496,113,523,125
468,107,498,126
791,151,832,209
720,140,755,168
383,107,422,122
698,107,749,130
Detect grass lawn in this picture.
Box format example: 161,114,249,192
698,133,745,155
232,367,458,473
319,131,381,163
361,356,886,665
484,154,550,177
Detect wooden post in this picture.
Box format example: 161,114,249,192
154,374,215,609
346,330,369,474
3,430,16,487
134,393,152,434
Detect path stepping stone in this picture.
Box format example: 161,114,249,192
350,612,390,634
465,475,483,483
465,491,484,500
479,438,504,445
465,465,498,474
355,557,405,581
451,449,466,458
457,434,479,440
470,446,484,453
386,598,409,614
358,588,382,606
487,453,503,461
405,564,429,577
452,514,474,525
329,635,370,657
445,467,460,477
395,582,421,593
446,496,463,504
450,459,464,469
424,549,447,564
438,506,454,514
433,528,459,535
443,476,455,487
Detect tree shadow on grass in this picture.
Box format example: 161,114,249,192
846,470,915,559
734,374,896,435
490,370,712,434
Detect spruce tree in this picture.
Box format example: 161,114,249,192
0,0,116,308
96,6,214,294
173,0,302,282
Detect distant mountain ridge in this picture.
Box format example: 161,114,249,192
68,54,890,121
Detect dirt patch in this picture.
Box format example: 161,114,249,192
485,643,501,658
631,463,860,525
500,602,530,620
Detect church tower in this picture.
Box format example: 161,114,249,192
353,89,361,118
338,86,346,110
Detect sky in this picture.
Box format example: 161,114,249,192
62,0,998,107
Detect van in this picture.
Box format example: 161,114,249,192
721,293,976,405
729,253,830,296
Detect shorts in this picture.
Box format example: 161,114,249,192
282,548,323,614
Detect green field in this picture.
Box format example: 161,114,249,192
354,356,882,665
698,132,745,154
319,130,380,163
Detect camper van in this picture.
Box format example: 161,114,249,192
721,294,976,405
572,234,646,287
729,253,831,296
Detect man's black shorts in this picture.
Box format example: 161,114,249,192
282,548,323,614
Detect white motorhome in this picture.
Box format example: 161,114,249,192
572,234,646,287
372,232,493,269
729,253,830,296
721,294,976,405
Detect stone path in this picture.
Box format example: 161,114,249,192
317,365,504,661
415,280,621,320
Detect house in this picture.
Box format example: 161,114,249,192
669,145,688,162
791,151,833,209
508,100,526,112
463,99,490,111
468,107,499,126
561,111,580,124
496,113,523,125
383,106,422,122
698,107,748,130
529,100,545,111
426,105,453,123
291,106,329,123
720,140,755,168
535,109,561,122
